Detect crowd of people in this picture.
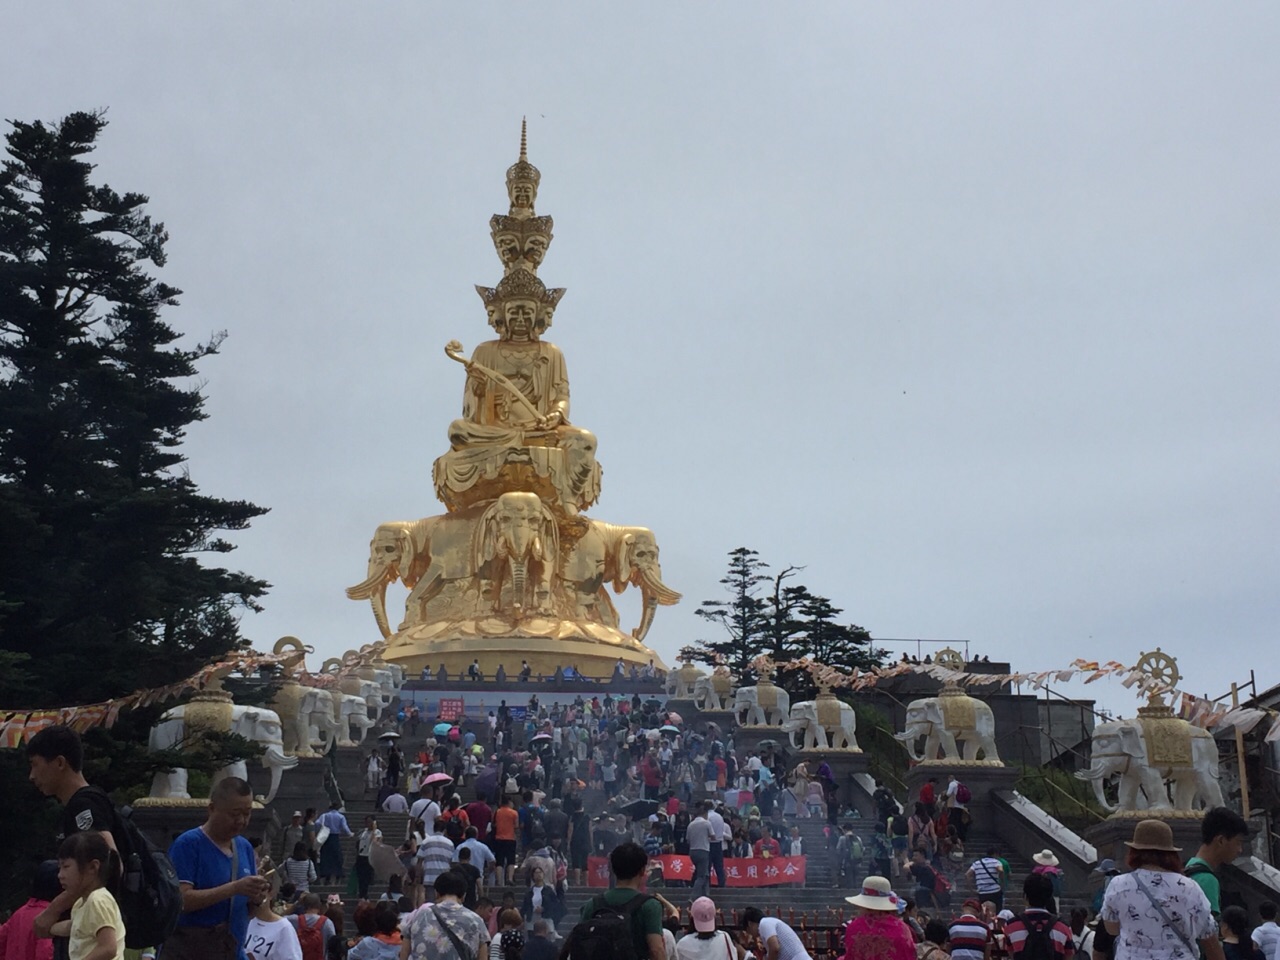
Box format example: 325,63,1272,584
7,705,1280,960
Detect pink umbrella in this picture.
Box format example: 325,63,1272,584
666,712,683,724
423,772,454,786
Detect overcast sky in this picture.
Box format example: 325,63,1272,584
8,4,1278,716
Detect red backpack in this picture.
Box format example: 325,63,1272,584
296,914,326,960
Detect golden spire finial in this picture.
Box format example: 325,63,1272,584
506,118,541,219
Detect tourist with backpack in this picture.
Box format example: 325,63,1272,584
567,842,666,960
1186,807,1251,918
1003,873,1076,958
1031,851,1064,914
908,851,939,910
287,895,336,960
27,725,181,952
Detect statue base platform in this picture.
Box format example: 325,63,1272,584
733,725,788,756
906,761,1020,834
695,709,735,736
382,616,664,679
1084,815,1206,868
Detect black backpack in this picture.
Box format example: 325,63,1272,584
567,893,653,960
92,790,182,949
1016,912,1060,960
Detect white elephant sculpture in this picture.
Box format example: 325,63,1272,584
148,701,299,803
895,692,1000,762
303,688,340,754
692,673,734,711
1075,716,1223,812
333,692,378,747
733,682,791,727
782,698,860,750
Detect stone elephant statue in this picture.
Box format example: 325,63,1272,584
269,680,316,758
782,697,859,750
733,682,791,726
303,688,340,755
560,520,682,642
475,491,558,619
332,691,377,747
895,693,1000,762
148,700,299,803
692,673,735,711
1075,716,1223,812
345,504,489,637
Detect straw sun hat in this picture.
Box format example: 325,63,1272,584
1032,850,1060,867
1124,819,1182,853
846,876,900,912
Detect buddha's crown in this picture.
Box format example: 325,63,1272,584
506,118,541,190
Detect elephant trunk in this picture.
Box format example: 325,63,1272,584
510,558,527,616
894,730,923,762
1075,766,1116,811
260,743,299,804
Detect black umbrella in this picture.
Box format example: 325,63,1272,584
619,798,660,820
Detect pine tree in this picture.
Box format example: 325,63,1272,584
0,111,269,707
693,547,770,677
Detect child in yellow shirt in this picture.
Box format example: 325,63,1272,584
50,831,126,960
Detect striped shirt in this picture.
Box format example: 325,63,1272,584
416,834,456,885
1004,910,1076,957
282,856,316,891
948,914,990,960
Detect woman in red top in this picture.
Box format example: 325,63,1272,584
843,877,916,960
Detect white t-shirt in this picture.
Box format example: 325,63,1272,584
410,798,441,826
1101,869,1215,960
1253,920,1280,960
757,918,810,960
707,810,729,843
685,817,712,853
676,931,735,960
247,916,304,960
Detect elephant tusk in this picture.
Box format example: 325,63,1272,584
346,570,392,600
638,566,682,605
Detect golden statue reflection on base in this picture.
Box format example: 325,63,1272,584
348,122,679,678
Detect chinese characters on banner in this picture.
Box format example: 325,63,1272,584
437,698,464,721
587,855,806,888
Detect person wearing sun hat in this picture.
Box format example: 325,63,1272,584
1100,819,1224,960
674,898,735,960
841,877,916,960
1031,849,1064,912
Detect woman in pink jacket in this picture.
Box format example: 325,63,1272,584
0,862,58,960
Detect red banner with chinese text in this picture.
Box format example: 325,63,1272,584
587,855,806,887
437,698,464,721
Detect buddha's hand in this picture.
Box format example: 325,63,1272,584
538,411,564,429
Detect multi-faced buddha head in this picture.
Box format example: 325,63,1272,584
505,119,541,218
490,215,554,274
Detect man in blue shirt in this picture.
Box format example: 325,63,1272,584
168,777,269,960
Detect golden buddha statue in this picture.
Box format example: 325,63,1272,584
348,121,678,678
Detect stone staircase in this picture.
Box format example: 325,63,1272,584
304,728,1079,936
